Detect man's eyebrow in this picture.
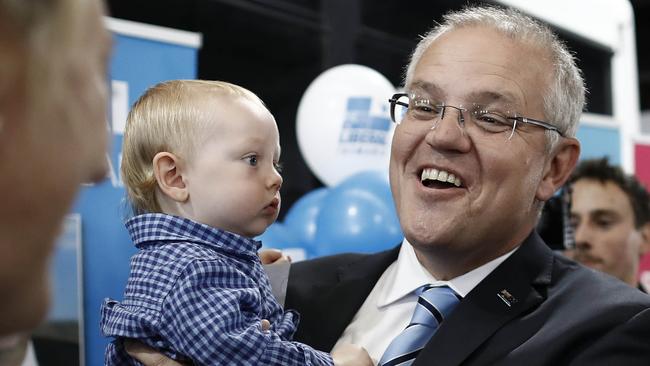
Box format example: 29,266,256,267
589,209,620,220
409,81,445,97
465,90,519,106
409,81,520,107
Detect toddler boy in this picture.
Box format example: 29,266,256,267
100,80,371,366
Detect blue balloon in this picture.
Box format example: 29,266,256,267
336,170,395,210
314,187,403,256
256,222,301,249
335,170,400,234
257,222,313,261
283,187,329,245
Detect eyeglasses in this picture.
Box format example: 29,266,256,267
388,92,564,139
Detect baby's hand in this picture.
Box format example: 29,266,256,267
124,339,187,366
260,319,271,331
259,249,291,265
331,343,373,366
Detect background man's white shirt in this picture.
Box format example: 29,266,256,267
21,341,38,366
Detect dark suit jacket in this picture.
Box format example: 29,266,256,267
286,232,650,365
32,336,79,366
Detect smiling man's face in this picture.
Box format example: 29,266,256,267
389,25,558,278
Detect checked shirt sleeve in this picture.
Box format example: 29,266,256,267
158,258,333,366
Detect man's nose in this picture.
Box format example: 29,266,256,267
573,223,592,250
424,106,471,152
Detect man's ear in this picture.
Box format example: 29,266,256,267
152,152,189,203
536,137,580,201
639,222,650,257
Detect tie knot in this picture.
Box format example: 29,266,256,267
411,285,461,327
378,286,462,366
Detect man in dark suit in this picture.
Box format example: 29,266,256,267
127,5,650,366
286,5,650,366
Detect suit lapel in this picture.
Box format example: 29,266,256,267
414,232,553,366
309,246,400,351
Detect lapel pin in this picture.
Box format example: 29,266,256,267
497,289,518,307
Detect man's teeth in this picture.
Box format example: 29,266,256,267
421,168,462,187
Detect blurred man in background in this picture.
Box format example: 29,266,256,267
0,0,111,364
568,157,650,291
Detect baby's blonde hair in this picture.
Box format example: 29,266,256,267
121,79,265,215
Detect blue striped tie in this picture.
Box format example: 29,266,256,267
378,285,461,366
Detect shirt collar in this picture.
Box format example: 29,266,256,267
125,213,261,258
377,239,518,307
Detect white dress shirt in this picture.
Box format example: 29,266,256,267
0,335,39,366
333,239,517,364
21,341,38,366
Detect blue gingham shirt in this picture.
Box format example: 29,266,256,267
100,213,333,366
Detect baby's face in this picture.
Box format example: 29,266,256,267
183,97,282,237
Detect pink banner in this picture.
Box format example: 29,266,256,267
635,143,650,287
635,144,650,190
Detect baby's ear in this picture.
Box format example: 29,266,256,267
152,152,189,202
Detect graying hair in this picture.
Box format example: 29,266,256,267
405,5,585,145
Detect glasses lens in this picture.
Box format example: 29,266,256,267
392,94,409,124
470,107,514,134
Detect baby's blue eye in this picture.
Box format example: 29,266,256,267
247,155,258,166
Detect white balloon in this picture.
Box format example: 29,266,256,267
296,64,396,187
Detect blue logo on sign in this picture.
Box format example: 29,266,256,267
338,97,391,155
